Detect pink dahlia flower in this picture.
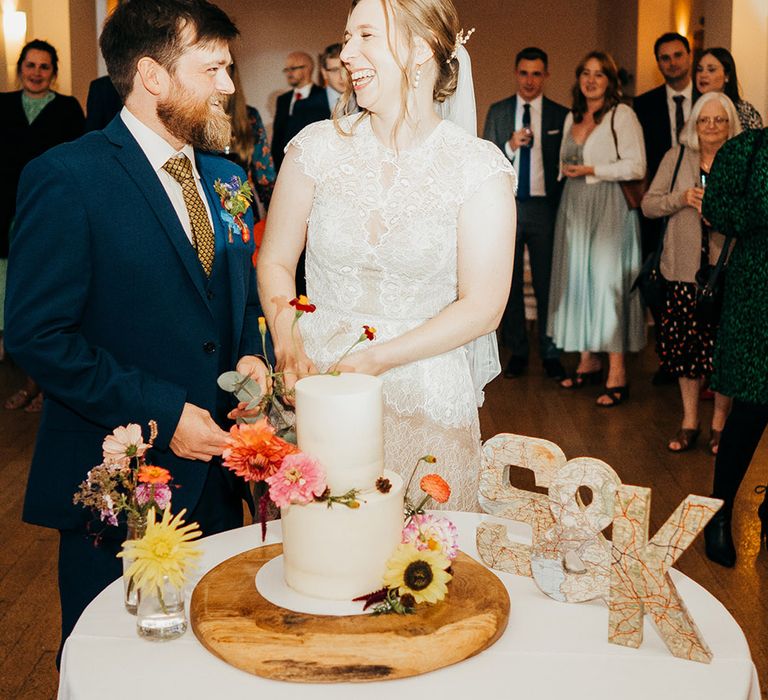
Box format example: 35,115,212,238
266,453,326,508
402,513,459,561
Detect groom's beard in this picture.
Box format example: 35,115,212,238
157,80,231,151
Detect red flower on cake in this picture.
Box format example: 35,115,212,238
137,465,172,485
289,295,316,313
420,474,451,504
222,418,298,482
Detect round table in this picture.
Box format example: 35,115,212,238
58,512,761,700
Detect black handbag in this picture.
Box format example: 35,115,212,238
694,239,730,325
631,146,686,311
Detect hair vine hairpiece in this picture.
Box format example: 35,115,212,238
446,27,475,64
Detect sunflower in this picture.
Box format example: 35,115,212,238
118,508,202,591
382,543,452,604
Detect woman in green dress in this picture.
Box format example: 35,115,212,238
701,127,768,567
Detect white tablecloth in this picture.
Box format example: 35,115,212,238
58,512,761,700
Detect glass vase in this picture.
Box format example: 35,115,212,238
136,576,187,641
122,513,146,614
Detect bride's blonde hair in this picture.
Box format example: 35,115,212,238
334,0,462,144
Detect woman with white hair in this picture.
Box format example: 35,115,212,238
641,91,742,453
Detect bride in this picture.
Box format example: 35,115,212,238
257,0,516,511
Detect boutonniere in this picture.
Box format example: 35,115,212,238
214,175,254,244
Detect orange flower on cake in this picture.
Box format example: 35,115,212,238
222,418,299,482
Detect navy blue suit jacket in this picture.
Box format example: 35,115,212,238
5,115,261,531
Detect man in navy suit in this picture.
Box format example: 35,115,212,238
271,51,330,172
484,47,568,381
4,0,266,663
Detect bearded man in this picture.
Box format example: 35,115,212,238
4,0,266,664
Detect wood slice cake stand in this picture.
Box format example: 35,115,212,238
190,543,510,683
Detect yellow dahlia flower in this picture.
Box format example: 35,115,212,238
382,543,452,604
118,508,202,591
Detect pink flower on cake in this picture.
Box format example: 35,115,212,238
102,424,149,465
402,513,459,561
266,453,326,508
222,418,299,482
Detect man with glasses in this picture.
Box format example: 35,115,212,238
320,43,355,114
271,50,329,172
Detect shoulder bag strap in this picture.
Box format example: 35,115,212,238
650,145,687,266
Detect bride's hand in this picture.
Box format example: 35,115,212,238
333,348,383,376
277,352,317,405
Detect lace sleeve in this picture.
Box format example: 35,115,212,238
460,139,517,205
285,120,334,181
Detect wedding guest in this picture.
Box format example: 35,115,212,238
4,0,266,664
701,126,768,567
634,32,697,386
0,39,85,412
258,0,516,511
224,60,276,216
641,92,741,453
271,51,330,172
84,75,122,131
695,48,764,131
483,47,568,381
320,43,352,114
548,51,646,407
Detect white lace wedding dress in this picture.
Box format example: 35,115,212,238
289,115,514,511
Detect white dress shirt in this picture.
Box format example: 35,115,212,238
289,83,313,116
120,106,214,246
665,81,693,147
503,94,546,197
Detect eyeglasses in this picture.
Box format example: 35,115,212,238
696,116,729,126
324,67,342,74
283,65,309,74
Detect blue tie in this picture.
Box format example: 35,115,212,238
517,103,531,201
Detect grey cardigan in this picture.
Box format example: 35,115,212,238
641,145,726,283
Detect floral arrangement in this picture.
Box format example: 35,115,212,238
118,507,202,599
73,421,174,529
218,295,378,537
214,175,253,244
354,457,458,615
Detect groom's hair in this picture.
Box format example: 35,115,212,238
100,0,238,101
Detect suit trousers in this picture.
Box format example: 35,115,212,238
56,461,246,668
501,197,559,360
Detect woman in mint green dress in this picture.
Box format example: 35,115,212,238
547,51,646,406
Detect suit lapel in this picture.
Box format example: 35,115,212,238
197,153,247,352
105,118,211,308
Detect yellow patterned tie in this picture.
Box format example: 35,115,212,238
162,154,215,276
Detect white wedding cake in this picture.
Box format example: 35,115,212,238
280,373,405,600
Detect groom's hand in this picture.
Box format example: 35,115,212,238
170,402,229,462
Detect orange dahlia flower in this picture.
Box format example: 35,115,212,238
420,474,451,503
137,465,172,485
222,418,298,482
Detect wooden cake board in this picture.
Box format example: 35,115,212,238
190,543,510,682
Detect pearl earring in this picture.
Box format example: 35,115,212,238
413,65,422,90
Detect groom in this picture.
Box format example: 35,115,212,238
4,0,265,662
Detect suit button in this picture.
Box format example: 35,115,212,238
206,290,214,300
203,341,216,354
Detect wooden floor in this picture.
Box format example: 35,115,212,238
0,336,766,699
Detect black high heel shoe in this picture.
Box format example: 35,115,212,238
756,485,768,552
704,507,736,568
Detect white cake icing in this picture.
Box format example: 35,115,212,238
282,373,404,600
281,471,404,599
295,373,384,493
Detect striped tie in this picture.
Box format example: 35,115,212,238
163,154,215,276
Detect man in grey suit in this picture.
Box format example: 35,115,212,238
484,47,568,380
